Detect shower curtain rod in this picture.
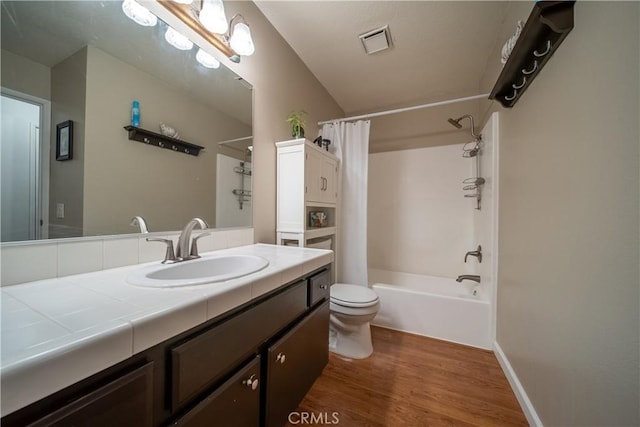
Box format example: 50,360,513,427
317,93,490,125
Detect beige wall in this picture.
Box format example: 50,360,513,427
82,46,250,235
49,48,87,239
156,1,345,243
480,2,639,425
1,49,51,100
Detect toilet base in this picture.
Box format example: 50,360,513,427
329,314,374,359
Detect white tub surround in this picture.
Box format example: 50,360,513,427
0,244,333,417
370,269,491,349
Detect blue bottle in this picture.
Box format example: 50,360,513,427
131,100,140,127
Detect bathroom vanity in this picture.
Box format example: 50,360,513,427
1,245,332,427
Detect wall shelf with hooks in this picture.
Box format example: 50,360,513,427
489,1,575,108
123,126,204,157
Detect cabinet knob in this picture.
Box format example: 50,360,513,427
243,374,259,391
319,284,327,289
276,352,286,364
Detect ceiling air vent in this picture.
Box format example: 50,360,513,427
359,25,392,55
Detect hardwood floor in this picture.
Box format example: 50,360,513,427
288,326,528,426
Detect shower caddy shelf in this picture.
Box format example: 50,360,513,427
462,140,485,210
233,161,251,210
123,126,204,157
489,0,575,108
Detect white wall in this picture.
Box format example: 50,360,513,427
480,2,639,425
368,144,476,278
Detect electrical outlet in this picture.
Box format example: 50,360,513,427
56,203,64,219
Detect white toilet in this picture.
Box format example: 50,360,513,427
329,283,380,359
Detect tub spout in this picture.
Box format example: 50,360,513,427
456,275,480,283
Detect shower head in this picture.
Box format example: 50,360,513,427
447,118,463,129
447,114,479,139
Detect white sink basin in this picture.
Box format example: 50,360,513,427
127,255,270,288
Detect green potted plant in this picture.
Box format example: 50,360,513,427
286,111,307,138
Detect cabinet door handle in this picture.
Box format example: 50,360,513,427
319,284,327,289
276,352,286,364
242,374,259,391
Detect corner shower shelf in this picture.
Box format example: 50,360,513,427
489,1,575,108
123,126,204,157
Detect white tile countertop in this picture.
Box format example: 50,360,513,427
0,244,333,417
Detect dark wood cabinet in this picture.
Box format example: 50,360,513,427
265,301,330,427
171,280,307,409
171,357,261,427
27,363,154,427
3,268,331,427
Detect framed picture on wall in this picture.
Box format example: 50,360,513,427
56,120,73,161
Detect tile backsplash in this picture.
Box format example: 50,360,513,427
0,228,254,286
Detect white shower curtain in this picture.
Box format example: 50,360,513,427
321,120,371,286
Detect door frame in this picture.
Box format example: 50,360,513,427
1,87,51,239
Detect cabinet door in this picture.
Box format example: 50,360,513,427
27,363,154,427
321,157,338,204
171,357,260,427
264,301,330,427
305,149,323,203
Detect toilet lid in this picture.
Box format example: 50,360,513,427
330,283,379,308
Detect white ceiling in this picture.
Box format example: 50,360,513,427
255,1,509,115
1,1,252,126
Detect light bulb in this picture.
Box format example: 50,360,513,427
229,21,255,56
122,0,157,27
164,27,193,50
199,0,228,34
196,49,221,69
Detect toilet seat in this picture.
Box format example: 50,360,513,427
330,283,379,308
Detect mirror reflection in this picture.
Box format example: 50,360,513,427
0,0,253,243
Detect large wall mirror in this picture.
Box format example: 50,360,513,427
0,0,253,243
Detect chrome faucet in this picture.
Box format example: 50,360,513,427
464,245,482,263
130,216,149,233
176,218,210,261
456,275,481,283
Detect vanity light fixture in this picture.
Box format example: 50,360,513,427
165,26,194,50
198,0,228,34
160,1,255,62
228,14,254,56
122,0,157,27
196,48,221,68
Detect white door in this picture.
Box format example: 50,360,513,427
1,94,42,241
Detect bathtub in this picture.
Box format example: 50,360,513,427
370,269,492,349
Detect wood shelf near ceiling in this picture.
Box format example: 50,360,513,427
489,1,576,108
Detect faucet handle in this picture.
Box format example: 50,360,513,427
190,232,211,258
146,238,177,263
464,245,482,263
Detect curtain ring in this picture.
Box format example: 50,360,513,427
522,60,538,75
533,40,551,58
504,89,518,101
512,76,527,89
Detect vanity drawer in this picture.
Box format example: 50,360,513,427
308,269,330,307
171,356,260,427
26,362,154,427
171,281,307,409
